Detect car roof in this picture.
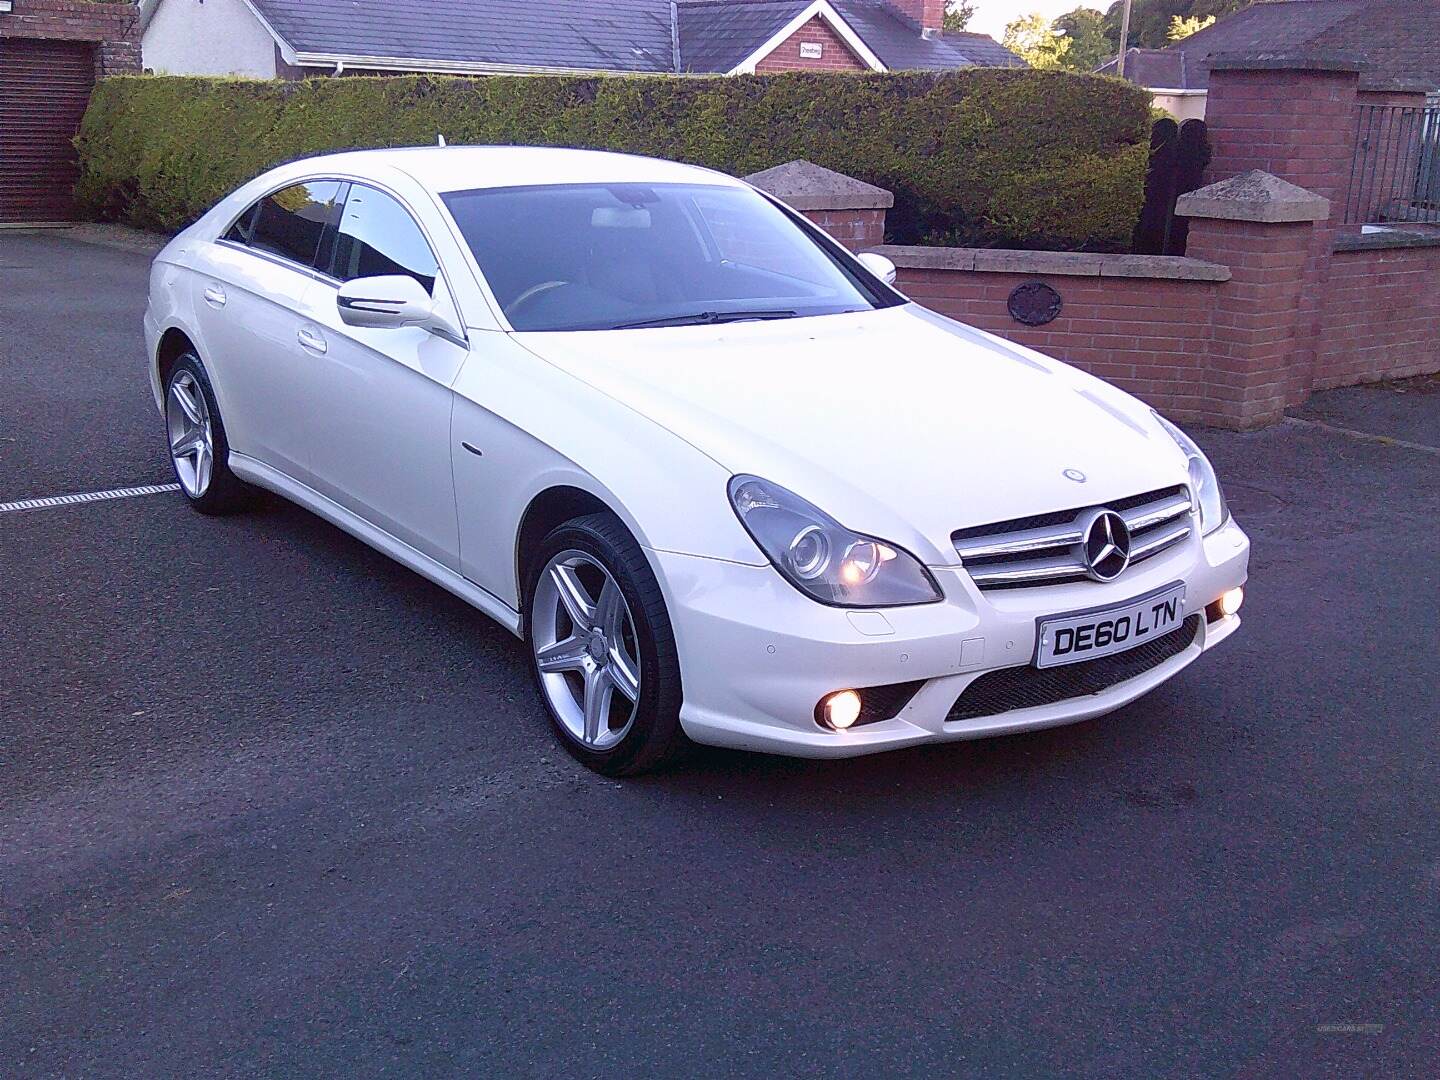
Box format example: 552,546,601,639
289,146,745,194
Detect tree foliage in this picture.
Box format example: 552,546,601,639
1054,7,1113,72
1004,1,1253,73
1002,13,1073,70
1005,7,1112,74
1103,0,1251,51
943,1,976,32
1168,14,1217,41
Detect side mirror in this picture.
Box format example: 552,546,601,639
337,275,438,330
856,252,897,286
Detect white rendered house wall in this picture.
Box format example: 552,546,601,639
143,0,279,78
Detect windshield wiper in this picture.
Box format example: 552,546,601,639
611,309,799,330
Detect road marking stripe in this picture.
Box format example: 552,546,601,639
1283,416,1440,457
0,483,182,514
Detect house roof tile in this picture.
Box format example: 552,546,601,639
248,0,1022,76
677,1,806,73
250,0,679,73
677,0,1021,72
1107,0,1440,92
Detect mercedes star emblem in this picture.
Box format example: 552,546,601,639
1080,509,1131,582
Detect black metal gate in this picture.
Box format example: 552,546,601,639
1344,103,1440,225
1132,118,1210,256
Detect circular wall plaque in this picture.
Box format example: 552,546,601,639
1007,282,1063,326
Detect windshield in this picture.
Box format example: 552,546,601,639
441,182,893,332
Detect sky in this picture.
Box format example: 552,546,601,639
968,1,1098,40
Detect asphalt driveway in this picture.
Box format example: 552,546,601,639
2,230,1437,1078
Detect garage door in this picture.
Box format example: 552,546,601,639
0,39,95,223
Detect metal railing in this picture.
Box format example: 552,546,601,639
1344,104,1440,225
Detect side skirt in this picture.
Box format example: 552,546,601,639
229,453,523,637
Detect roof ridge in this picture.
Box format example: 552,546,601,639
673,0,803,6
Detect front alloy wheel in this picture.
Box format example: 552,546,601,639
532,551,643,751
525,513,688,775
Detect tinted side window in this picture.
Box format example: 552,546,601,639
225,181,343,268
328,185,439,293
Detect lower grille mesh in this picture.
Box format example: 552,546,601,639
855,681,926,726
946,615,1201,723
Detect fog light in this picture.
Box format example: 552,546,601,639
819,689,862,730
1219,587,1244,617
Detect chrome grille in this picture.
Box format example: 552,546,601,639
954,486,1192,590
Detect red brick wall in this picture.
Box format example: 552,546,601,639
754,16,868,73
1186,217,1316,425
1204,64,1360,407
0,0,141,76
1315,242,1440,388
895,267,1226,423
1204,68,1359,209
804,208,886,250
1354,89,1431,109
888,0,945,32
876,230,1440,429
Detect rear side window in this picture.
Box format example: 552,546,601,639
224,181,343,268
326,185,439,294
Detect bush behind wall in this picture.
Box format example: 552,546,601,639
75,70,1151,250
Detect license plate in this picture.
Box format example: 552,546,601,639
1035,584,1187,669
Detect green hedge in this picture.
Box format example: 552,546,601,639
75,70,1151,250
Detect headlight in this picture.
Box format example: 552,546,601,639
728,475,942,607
1153,412,1228,535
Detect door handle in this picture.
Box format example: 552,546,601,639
297,326,328,354
203,283,227,308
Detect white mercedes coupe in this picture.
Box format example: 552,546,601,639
144,146,1249,774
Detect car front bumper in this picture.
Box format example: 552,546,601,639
654,516,1249,758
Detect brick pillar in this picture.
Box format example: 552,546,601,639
743,159,892,252
889,0,945,37
1178,171,1330,429
1203,53,1362,407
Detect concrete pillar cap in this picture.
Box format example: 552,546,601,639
1175,170,1331,224
743,160,895,211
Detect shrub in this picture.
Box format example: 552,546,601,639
75,70,1151,250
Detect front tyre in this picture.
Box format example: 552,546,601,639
526,513,688,776
164,352,251,515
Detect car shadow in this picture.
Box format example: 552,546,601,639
234,487,1200,815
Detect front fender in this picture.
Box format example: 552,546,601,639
450,333,764,609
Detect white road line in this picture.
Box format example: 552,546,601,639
0,483,182,515
1283,416,1440,456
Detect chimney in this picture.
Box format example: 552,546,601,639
890,0,945,39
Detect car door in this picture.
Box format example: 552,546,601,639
192,180,343,483
300,182,468,569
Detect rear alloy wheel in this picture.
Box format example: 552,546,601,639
526,513,688,775
164,353,251,514
166,369,214,499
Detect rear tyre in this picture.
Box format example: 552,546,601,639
164,352,251,515
525,512,689,776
